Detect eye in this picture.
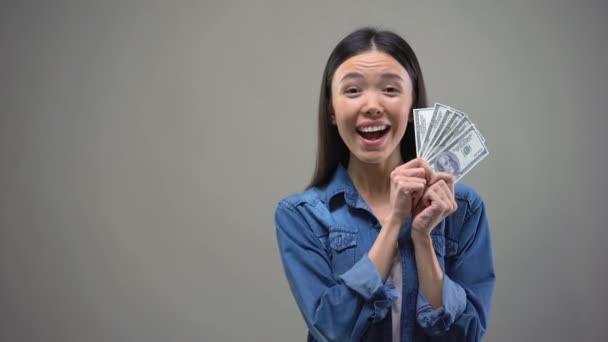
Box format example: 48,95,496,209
344,87,361,96
384,86,401,94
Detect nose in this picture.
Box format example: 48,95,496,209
362,92,383,117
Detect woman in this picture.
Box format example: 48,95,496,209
274,27,495,342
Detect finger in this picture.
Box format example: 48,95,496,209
396,176,427,190
410,184,426,204
393,172,428,185
407,179,428,205
421,190,433,208
427,182,451,214
445,185,458,212
396,160,431,180
401,157,427,169
417,160,434,184
431,172,455,188
437,180,453,200
444,173,455,193
430,172,448,184
433,174,457,210
399,180,426,191
399,180,426,202
425,186,444,211
402,168,426,179
393,167,426,180
392,175,427,189
404,176,427,186
435,181,455,213
438,182,457,213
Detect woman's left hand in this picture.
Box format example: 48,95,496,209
411,172,458,237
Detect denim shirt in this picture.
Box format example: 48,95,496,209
275,164,495,341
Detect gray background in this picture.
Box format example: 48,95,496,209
1,0,607,341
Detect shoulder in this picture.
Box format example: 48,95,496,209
444,182,488,242
276,186,325,211
274,186,334,241
274,186,328,227
454,182,484,215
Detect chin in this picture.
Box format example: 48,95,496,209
353,152,389,165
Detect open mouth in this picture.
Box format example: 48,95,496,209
356,126,391,141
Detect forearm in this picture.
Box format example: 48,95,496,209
412,230,443,309
368,218,401,282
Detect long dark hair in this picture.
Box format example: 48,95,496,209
306,27,428,189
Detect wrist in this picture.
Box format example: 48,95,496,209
411,229,432,245
382,214,406,231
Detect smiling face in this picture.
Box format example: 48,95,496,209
330,50,413,166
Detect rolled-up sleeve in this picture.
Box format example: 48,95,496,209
416,273,467,336
338,254,399,322
275,200,398,341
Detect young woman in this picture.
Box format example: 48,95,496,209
274,27,495,342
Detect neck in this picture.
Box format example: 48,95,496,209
347,151,403,200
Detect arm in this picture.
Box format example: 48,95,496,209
275,201,399,342
412,230,445,309
415,198,496,341
369,216,402,282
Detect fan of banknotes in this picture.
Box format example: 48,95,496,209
413,103,489,182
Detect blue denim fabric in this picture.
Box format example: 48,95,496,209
275,164,495,342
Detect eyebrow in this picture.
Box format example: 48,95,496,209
339,72,404,82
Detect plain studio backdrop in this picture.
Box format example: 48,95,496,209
1,0,607,341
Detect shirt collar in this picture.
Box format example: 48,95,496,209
324,163,369,211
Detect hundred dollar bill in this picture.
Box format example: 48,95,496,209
428,125,489,182
413,107,433,156
425,104,486,160
422,108,453,158
425,115,472,161
419,104,450,157
422,105,465,159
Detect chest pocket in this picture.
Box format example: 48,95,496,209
328,226,359,276
431,233,458,259
431,234,447,257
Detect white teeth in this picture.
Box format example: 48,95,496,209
357,125,387,133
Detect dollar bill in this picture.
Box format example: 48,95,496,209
428,125,489,182
425,115,472,161
413,107,433,156
419,104,450,157
422,105,465,159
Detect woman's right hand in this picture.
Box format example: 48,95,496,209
385,158,434,228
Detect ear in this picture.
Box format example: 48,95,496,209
327,104,336,125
